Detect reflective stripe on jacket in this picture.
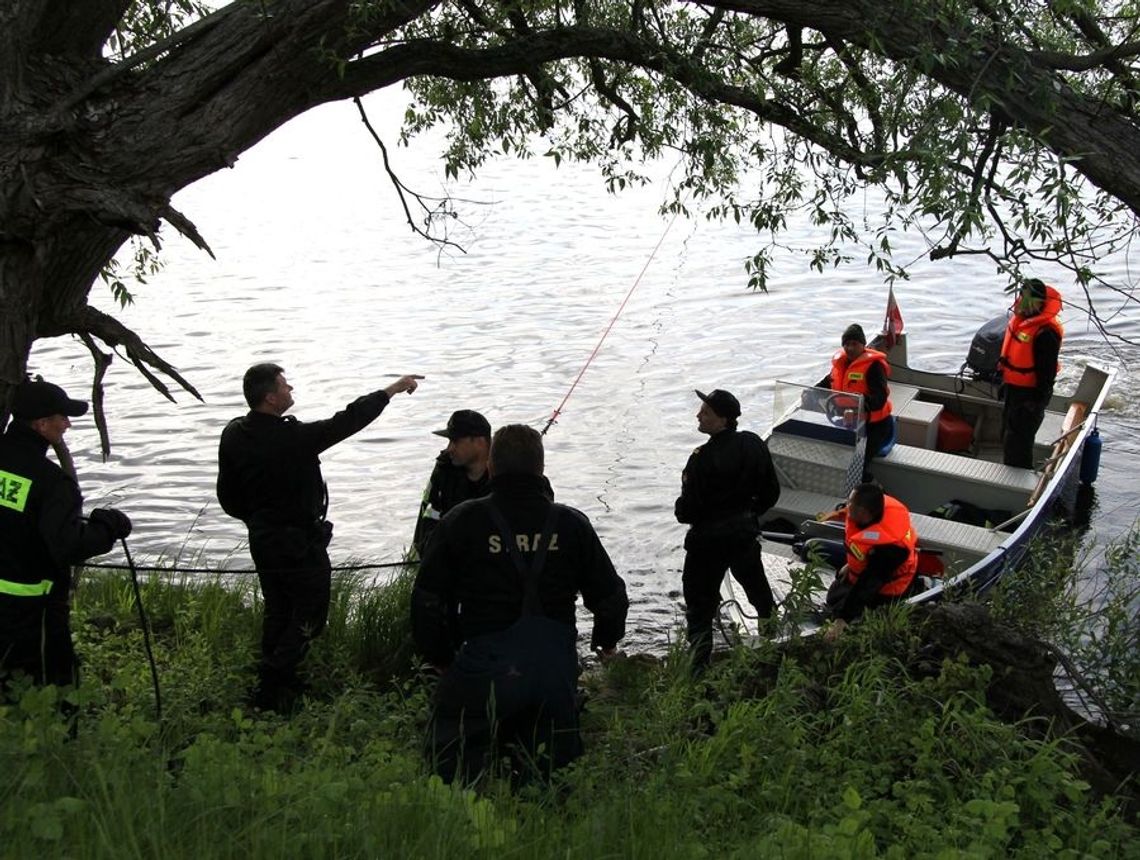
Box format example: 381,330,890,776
1,423,115,601
0,578,53,597
830,347,892,423
844,494,918,598
999,285,1063,388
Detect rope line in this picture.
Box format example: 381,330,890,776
82,558,415,576
541,206,681,435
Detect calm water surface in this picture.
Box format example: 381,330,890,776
29,92,1140,648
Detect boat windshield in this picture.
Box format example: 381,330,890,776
771,380,865,442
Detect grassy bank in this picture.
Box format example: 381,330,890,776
1,543,1137,858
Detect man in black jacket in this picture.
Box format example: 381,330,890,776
675,389,781,670
411,409,492,558
217,363,422,710
1,378,132,695
412,424,628,783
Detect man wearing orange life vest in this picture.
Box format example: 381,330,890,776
998,279,1063,468
824,482,918,642
830,323,893,476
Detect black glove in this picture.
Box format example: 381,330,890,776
90,507,133,539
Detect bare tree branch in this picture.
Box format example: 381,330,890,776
79,331,114,460
353,97,467,254
79,306,203,405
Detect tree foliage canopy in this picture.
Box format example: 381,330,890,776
2,0,1138,422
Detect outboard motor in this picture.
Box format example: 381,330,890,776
964,314,1009,382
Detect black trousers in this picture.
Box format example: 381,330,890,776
682,533,774,669
865,417,894,467
1002,386,1048,468
248,524,331,703
427,616,581,785
0,598,78,692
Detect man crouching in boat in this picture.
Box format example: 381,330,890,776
824,483,918,642
675,389,781,671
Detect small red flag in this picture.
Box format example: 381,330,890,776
883,286,904,349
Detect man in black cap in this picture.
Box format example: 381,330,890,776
412,409,493,558
1,377,132,695
829,323,894,476
217,364,423,711
675,389,781,669
998,279,1063,467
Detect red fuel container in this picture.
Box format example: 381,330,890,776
937,410,974,453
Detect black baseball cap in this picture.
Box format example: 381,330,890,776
11,379,88,420
432,409,491,439
695,389,741,419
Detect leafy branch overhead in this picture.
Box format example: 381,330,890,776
2,0,1139,427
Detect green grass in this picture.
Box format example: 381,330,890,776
1,547,1136,859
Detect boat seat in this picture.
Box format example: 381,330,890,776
873,442,1037,515
767,488,845,523
908,512,1007,556
879,444,1038,491
888,383,922,414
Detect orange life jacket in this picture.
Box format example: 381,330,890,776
844,494,918,597
830,347,892,423
999,285,1063,388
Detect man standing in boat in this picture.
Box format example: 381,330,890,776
998,279,1064,469
217,364,423,711
830,323,894,476
675,389,781,670
824,482,918,642
412,409,493,558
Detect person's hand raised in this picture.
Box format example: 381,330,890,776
385,375,424,397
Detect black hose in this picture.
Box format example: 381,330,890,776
121,536,162,722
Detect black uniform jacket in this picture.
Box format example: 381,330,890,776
411,474,628,667
411,452,491,556
1028,327,1062,399
0,423,117,602
674,428,781,538
216,390,391,529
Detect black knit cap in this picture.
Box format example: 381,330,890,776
841,323,866,345
695,389,741,419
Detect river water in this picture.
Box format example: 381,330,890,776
28,90,1140,648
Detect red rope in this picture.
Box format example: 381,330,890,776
541,208,681,435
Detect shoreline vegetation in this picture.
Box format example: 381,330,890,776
2,528,1137,857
